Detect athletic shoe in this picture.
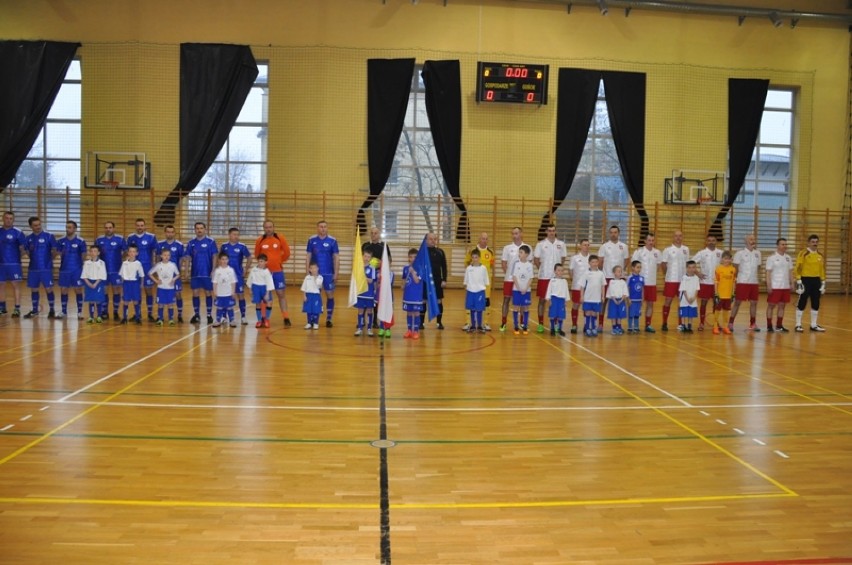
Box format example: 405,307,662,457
168,320,176,326
499,324,507,333
367,328,374,337
748,324,760,332
522,326,529,335
712,326,720,335
120,317,128,325
96,317,103,324
645,326,656,333
12,308,21,318
412,332,420,340
677,324,685,332
23,310,38,319
134,316,142,325
326,320,333,328
537,324,545,333
766,326,774,333
304,323,312,329
811,325,826,332
354,328,362,336
384,330,391,338
466,327,475,334
77,312,84,320
264,319,271,329
591,329,598,337
404,330,412,338
87,318,94,324
48,309,56,319
483,324,491,331
190,314,200,324
584,329,592,337
462,323,471,331
514,327,520,335
148,314,156,323
721,326,732,335
378,328,385,337
257,321,263,328
229,321,237,328
551,328,556,336
155,319,163,327
557,330,566,337
436,322,445,330
727,323,735,333
478,328,486,334
0,308,6,315
212,320,222,327
241,319,248,326
612,328,619,335
660,324,668,332
697,323,704,331
776,326,790,333
312,323,319,330
570,326,578,334
795,325,804,333
54,312,65,319
284,318,292,328
207,315,214,325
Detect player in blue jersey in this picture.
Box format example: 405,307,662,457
185,221,218,324
401,248,423,340
55,220,88,319
23,216,58,318
627,260,645,333
305,220,340,327
156,225,186,323
126,218,158,322
220,227,252,325
0,211,28,317
94,221,126,320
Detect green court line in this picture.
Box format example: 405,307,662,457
3,430,851,445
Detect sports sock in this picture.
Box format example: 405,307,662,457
205,296,212,316
46,291,55,309
192,297,200,315
327,298,335,320
32,292,39,313
61,293,68,313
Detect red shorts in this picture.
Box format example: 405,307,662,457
717,298,732,310
571,289,582,305
503,281,514,297
767,288,791,304
536,279,550,298
735,283,760,301
663,281,680,298
698,284,715,300
643,285,657,301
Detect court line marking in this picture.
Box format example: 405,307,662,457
654,338,852,416
57,328,205,402
0,334,216,468
0,325,119,368
2,397,851,412
0,491,794,510
542,336,797,497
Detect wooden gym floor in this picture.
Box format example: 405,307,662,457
1,290,851,564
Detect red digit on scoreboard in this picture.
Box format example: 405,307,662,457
486,90,494,101
526,92,535,103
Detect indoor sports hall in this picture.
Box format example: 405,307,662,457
1,1,852,564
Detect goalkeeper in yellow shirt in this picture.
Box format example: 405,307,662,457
794,234,827,332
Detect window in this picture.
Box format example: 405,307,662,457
554,80,630,243
736,88,794,246
13,59,81,230
194,62,268,234
382,65,448,241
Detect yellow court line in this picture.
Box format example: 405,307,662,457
0,491,794,511
539,336,798,497
0,335,216,467
0,325,120,368
654,338,852,416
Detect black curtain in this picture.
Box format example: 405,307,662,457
709,78,769,240
0,40,80,190
357,58,415,233
422,60,468,242
540,68,599,239
602,71,648,243
155,43,258,225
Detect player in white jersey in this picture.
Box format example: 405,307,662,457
660,230,690,331
597,225,629,326
730,234,762,331
579,255,606,337
499,227,526,332
533,224,567,333
567,239,590,334
630,232,661,332
691,235,722,331
764,237,794,332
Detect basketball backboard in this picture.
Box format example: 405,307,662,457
85,151,150,189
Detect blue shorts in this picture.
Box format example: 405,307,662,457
0,263,23,282
628,301,642,318
215,296,235,309
402,301,423,312
58,271,82,288
512,290,531,307
355,296,375,309
106,272,123,286
235,280,244,294
83,281,105,303
271,271,286,290
303,293,323,315
319,274,336,292
251,284,271,304
583,302,601,313
173,278,183,292
679,305,698,319
191,276,213,291
122,280,141,303
548,296,567,320
608,300,627,320
27,270,53,289
465,290,486,312
157,288,177,305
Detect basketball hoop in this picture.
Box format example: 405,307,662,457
698,196,713,205
102,180,119,191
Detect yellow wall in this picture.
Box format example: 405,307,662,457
1,0,849,209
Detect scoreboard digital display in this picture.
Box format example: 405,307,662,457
476,61,549,105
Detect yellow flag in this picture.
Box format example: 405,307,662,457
348,230,368,307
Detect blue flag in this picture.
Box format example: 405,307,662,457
413,235,440,321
